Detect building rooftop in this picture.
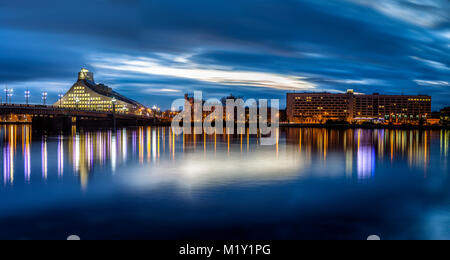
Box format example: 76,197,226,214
76,69,146,108
287,91,431,97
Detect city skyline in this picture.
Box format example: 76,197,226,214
0,0,449,242
1,70,448,112
1,0,449,110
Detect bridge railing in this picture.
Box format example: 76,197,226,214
0,104,155,119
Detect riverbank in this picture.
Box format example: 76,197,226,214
1,122,449,131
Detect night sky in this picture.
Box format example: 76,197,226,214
0,0,449,110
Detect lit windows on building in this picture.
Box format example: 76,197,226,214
287,91,431,124
54,69,147,115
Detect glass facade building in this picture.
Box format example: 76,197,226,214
55,69,148,115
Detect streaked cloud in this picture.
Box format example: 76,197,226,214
440,31,450,39
92,56,317,91
325,79,388,85
410,56,449,71
414,80,450,87
143,88,183,94
348,0,449,28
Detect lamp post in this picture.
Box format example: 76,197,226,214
8,89,13,105
58,94,64,107
4,87,8,105
112,98,117,114
42,92,48,105
75,98,80,110
111,98,117,129
25,90,30,105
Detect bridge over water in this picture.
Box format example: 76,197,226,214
0,104,164,132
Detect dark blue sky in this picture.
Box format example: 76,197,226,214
0,0,449,109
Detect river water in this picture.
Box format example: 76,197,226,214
0,125,449,240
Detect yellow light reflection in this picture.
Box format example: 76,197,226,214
24,126,31,182
172,130,176,160
299,129,302,153
139,127,144,164
147,127,151,162
227,134,230,154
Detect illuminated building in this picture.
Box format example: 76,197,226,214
441,107,450,125
286,90,354,124
287,90,432,124
55,68,148,115
354,93,431,122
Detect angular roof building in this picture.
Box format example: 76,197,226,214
55,69,148,115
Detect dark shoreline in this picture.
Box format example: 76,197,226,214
1,122,449,131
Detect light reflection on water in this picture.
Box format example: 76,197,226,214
0,125,448,187
0,125,449,239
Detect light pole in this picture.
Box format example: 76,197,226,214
4,87,8,105
58,94,64,107
111,98,117,129
8,89,13,105
42,92,48,105
25,90,30,105
75,98,80,110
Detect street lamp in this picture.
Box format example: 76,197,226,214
42,92,48,105
4,87,8,105
75,98,80,110
112,98,117,114
25,90,30,105
58,94,64,107
8,89,13,105
111,98,117,129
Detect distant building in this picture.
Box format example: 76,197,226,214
55,68,148,115
287,91,353,124
441,107,450,125
428,111,442,126
287,90,432,124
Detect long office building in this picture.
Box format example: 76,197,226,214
287,90,431,124
55,68,148,115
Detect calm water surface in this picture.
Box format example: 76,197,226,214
0,125,449,240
